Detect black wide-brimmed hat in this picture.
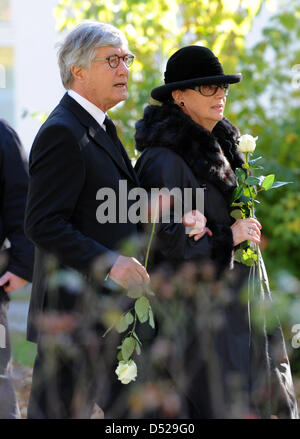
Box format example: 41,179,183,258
151,45,242,102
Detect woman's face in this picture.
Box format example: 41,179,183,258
172,85,227,132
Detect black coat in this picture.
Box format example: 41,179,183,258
0,119,34,282
134,103,298,419
25,93,140,343
135,102,244,273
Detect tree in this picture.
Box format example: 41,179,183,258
54,0,263,154
232,0,300,277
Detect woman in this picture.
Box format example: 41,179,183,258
134,46,298,418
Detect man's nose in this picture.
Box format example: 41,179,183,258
117,58,129,75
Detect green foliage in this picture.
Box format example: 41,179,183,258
135,296,150,323
11,332,37,367
54,0,263,156
232,1,300,278
121,336,136,361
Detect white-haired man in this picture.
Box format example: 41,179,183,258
25,21,149,418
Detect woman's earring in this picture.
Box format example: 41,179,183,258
180,101,184,106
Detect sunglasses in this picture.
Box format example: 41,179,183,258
193,84,230,96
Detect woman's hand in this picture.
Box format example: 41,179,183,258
231,218,262,246
182,210,213,241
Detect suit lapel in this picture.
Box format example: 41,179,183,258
88,125,139,184
60,93,139,184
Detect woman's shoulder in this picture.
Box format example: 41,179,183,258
135,146,190,175
135,146,195,190
137,145,185,163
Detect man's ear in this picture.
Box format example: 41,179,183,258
71,65,86,82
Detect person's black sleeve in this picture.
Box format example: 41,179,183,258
24,123,118,275
0,120,34,281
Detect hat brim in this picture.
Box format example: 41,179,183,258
151,73,242,102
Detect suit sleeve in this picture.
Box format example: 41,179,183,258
24,123,118,275
0,121,34,281
135,149,234,271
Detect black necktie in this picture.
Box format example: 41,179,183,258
104,116,136,181
104,116,119,144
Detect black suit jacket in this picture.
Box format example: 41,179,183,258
25,93,139,342
0,119,34,282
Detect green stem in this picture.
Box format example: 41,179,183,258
245,153,264,297
256,243,264,297
129,311,138,336
125,203,159,350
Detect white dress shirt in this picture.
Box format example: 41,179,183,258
68,89,106,130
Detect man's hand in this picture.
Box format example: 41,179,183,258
0,271,28,293
182,210,213,241
108,256,150,290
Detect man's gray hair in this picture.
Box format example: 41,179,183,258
57,20,128,89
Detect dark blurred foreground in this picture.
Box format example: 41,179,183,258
14,249,299,419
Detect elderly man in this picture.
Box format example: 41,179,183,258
25,21,149,419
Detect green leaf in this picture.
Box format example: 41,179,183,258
231,209,243,220
121,337,136,361
149,306,155,329
234,247,258,266
249,156,262,165
243,187,256,198
232,185,244,201
125,312,134,325
243,258,255,266
127,287,144,299
262,174,275,191
236,168,246,182
234,249,244,263
117,351,123,361
145,288,156,297
245,176,260,185
239,195,249,203
135,296,150,323
247,175,266,187
102,324,114,338
132,331,142,346
270,181,293,189
116,315,129,334
279,13,297,30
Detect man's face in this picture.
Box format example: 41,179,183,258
78,45,130,112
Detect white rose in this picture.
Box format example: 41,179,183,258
237,134,258,153
115,360,137,384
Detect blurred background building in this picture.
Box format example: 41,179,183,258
0,0,64,155
0,0,274,156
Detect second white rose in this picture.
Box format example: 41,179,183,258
115,359,137,384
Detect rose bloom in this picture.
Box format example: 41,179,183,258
115,360,137,384
237,134,258,153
